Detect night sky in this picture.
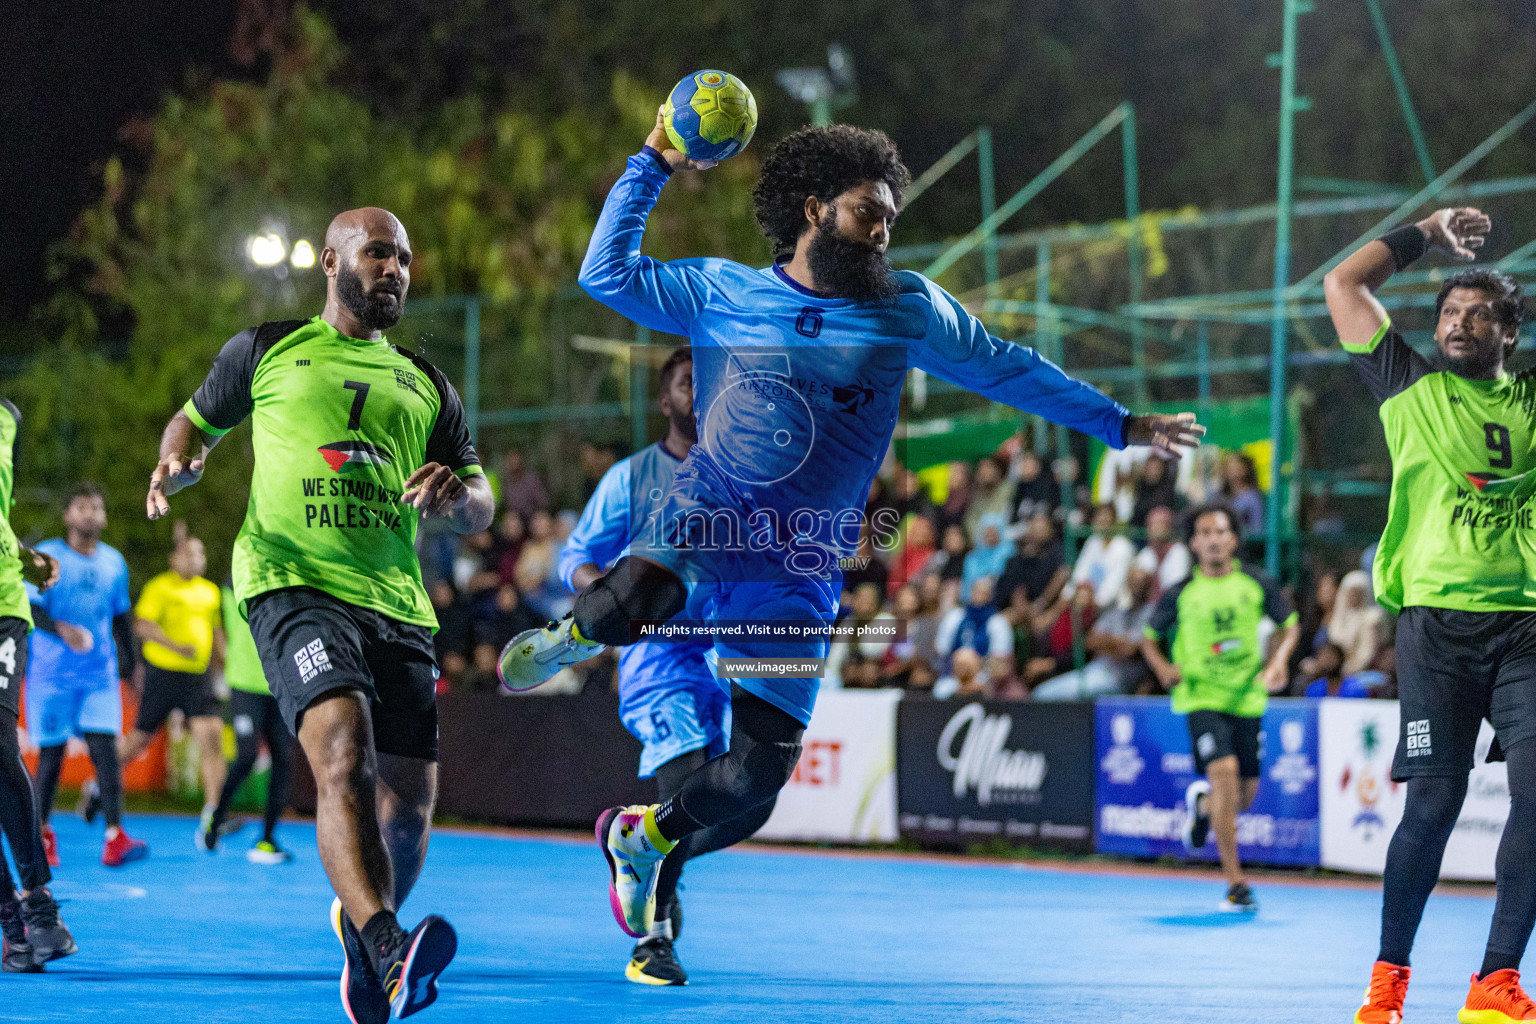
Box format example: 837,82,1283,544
2,1,239,317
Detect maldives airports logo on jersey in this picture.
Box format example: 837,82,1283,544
317,441,394,473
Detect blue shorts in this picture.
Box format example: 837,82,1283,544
26,682,122,747
621,681,731,779
648,456,842,727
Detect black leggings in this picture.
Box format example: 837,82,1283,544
0,710,49,892
211,692,293,842
1379,737,1536,973
572,556,688,648
35,731,121,829
651,746,778,921
653,685,803,845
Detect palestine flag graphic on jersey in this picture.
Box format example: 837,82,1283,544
1465,468,1536,500
318,441,393,472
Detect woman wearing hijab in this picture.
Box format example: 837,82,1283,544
1327,570,1385,676
961,514,1013,595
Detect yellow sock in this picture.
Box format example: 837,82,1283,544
641,805,676,855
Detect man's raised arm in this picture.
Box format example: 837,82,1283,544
578,107,717,336
1324,207,1489,348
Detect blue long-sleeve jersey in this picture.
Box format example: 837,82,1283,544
581,149,1129,588
559,441,714,699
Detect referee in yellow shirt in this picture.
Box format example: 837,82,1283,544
119,536,228,842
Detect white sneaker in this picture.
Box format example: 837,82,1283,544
497,615,606,693
1183,779,1212,851
596,805,672,938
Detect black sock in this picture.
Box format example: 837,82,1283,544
33,744,65,827
1379,774,1467,966
360,910,405,975
264,710,294,843
1481,738,1536,978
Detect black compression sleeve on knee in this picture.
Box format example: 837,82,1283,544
1379,774,1468,966
572,556,687,647
689,794,777,859
0,713,49,891
32,744,65,826
654,688,804,843
1483,738,1536,976
82,732,123,829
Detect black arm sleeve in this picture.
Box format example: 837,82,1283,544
1146,583,1184,654
29,603,54,634
188,327,262,433
1347,323,1433,403
412,354,482,473
112,612,138,677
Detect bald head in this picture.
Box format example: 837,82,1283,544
321,207,411,336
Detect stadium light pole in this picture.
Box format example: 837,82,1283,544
1265,0,1312,579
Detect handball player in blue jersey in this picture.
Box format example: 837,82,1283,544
552,346,775,986
499,108,1205,939
26,483,147,869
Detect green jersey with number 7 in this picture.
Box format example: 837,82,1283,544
183,316,483,627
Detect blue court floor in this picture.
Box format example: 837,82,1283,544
3,814,1499,1023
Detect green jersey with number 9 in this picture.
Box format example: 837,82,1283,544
184,317,482,628
1346,318,1536,613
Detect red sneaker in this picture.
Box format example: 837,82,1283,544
101,828,148,868
1461,968,1536,1024
40,825,60,868
1356,961,1410,1024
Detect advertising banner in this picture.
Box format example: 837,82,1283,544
1094,696,1320,866
757,689,900,844
1318,698,1505,881
897,700,1095,853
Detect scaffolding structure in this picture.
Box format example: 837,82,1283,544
439,0,1536,584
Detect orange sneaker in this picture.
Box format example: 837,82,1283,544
1460,969,1536,1024
40,825,60,868
1355,961,1410,1024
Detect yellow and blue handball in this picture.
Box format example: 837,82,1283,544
662,70,758,163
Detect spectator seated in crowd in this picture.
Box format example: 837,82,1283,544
1033,566,1156,701
1324,569,1385,676
878,585,937,691
1011,449,1059,524
936,576,1014,668
1026,580,1101,689
498,448,549,524
1218,451,1265,539
888,514,938,593
960,514,1012,594
963,456,1015,541
1133,505,1191,601
997,512,1068,615
1071,503,1135,610
838,527,891,612
934,647,989,701
1130,454,1183,528
926,523,970,585
936,461,972,533
825,582,887,689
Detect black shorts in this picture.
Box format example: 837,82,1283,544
1187,709,1263,779
136,664,221,733
246,587,440,761
1392,606,1536,781
0,615,28,718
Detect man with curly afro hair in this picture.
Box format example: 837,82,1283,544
499,103,1205,958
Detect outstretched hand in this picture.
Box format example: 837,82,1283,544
646,106,718,172
1124,412,1206,459
1416,207,1491,262
146,453,205,520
